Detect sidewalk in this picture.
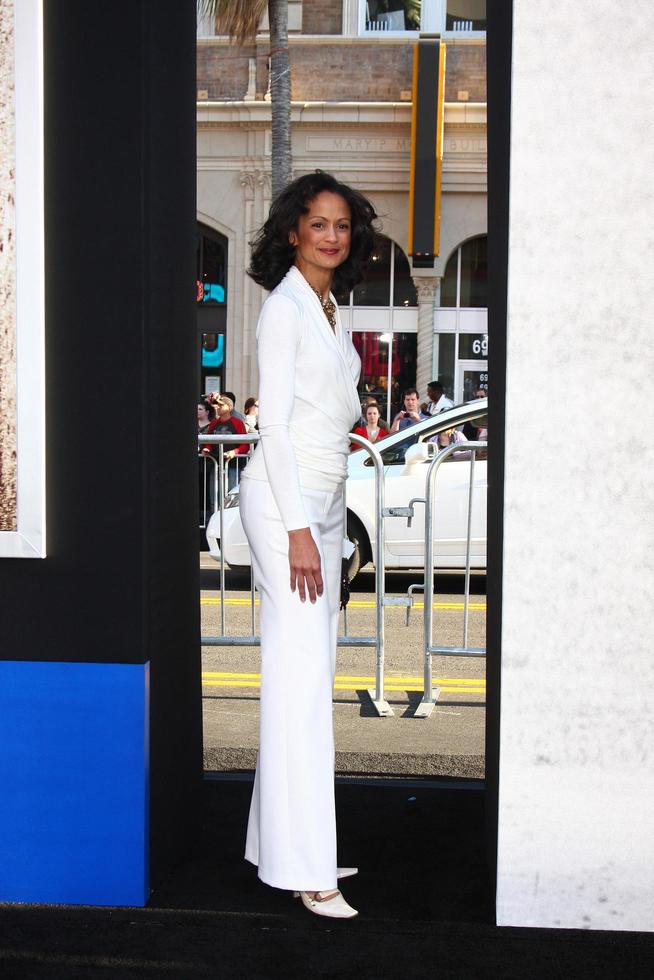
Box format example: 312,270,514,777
200,558,486,778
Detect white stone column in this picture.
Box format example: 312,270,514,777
412,275,439,402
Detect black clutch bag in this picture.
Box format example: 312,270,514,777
340,557,351,610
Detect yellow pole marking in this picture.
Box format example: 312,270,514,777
201,597,486,611
433,41,446,256
407,42,419,255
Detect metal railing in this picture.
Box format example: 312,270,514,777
198,431,394,717
402,440,488,718
339,433,391,716
198,435,253,531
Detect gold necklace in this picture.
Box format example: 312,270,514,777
311,286,337,331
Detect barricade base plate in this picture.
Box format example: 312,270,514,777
414,686,442,719
366,689,394,717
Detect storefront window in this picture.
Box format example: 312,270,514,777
356,1,484,34
364,1,422,32
446,0,486,32
353,331,417,424
340,238,419,424
434,332,455,400
197,224,227,393
197,231,226,305
201,333,224,369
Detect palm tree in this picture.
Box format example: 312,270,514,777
199,0,292,198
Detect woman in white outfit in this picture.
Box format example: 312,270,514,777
239,172,378,919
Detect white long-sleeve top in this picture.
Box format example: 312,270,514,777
240,265,362,530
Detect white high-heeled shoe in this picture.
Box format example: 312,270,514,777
294,889,358,919
337,867,358,879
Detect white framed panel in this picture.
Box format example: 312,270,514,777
458,308,487,331
351,307,391,332
434,308,457,331
389,307,418,332
0,0,45,558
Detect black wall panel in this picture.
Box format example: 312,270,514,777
0,0,201,890
485,0,513,897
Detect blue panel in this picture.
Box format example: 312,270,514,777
0,661,149,906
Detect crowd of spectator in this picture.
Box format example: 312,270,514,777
198,391,259,510
198,379,486,482
350,379,487,451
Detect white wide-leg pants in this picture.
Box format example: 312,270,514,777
239,476,344,892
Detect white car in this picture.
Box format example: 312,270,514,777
206,399,488,579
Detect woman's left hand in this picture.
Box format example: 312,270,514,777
288,527,323,603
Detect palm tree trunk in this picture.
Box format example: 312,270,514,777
199,0,293,196
268,0,292,198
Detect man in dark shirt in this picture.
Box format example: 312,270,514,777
390,388,430,434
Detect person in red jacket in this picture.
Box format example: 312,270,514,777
351,401,389,450
208,396,249,451
208,395,250,488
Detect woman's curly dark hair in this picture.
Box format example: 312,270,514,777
248,171,379,294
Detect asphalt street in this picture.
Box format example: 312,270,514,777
200,556,487,779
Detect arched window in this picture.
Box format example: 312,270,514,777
441,235,487,308
335,235,418,309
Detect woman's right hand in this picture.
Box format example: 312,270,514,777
288,527,323,603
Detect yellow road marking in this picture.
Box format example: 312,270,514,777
203,671,484,684
201,597,486,611
202,680,484,693
201,670,485,694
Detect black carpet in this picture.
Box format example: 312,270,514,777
1,777,653,979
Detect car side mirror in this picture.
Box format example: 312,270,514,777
404,442,434,466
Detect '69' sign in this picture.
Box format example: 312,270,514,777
458,334,488,359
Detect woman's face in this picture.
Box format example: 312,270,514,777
290,191,351,280
366,405,380,426
198,403,209,423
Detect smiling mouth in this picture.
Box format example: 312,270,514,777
320,248,339,255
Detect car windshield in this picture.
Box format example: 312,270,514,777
363,405,488,466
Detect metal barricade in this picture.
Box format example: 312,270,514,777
198,454,219,530
199,431,260,638
402,440,487,718
198,431,393,717
198,437,253,530
339,433,391,716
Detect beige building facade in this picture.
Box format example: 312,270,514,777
196,1,487,421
